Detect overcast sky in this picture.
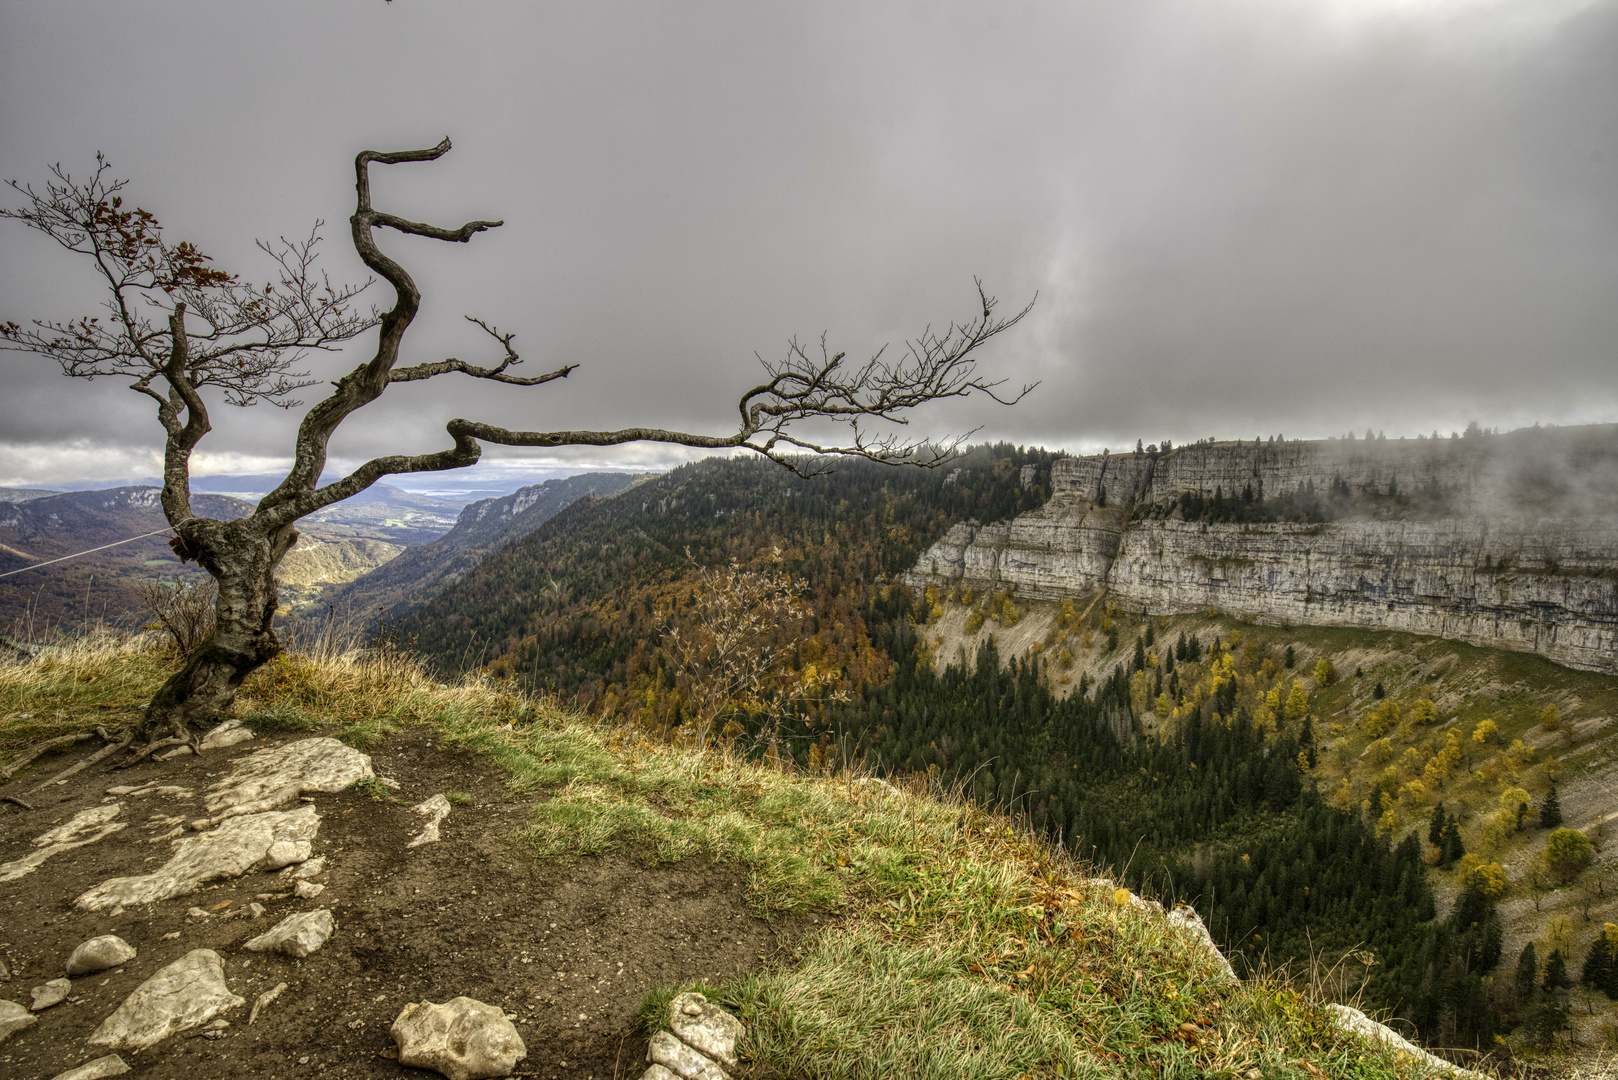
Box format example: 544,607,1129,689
2,0,1615,492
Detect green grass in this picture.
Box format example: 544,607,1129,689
1,635,1467,1079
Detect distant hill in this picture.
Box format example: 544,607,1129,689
326,471,649,626
0,487,414,631
0,487,62,503
290,482,466,546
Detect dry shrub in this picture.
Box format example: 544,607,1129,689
135,577,215,657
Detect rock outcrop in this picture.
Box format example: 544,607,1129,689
907,426,1618,674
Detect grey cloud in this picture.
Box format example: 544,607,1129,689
1,0,1614,488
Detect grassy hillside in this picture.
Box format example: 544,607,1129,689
0,634,1465,1079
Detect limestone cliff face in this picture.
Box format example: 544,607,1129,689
906,426,1618,675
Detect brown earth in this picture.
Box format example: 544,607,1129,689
0,728,806,1080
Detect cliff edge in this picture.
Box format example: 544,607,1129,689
906,425,1618,674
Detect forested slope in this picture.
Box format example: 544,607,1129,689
399,446,1060,713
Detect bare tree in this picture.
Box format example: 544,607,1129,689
2,139,1031,755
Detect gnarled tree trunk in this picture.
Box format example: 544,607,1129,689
141,518,298,742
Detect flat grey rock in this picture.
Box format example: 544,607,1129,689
200,737,373,824
391,996,527,1080
407,793,452,848
46,1054,131,1080
87,949,244,1050
75,805,319,911
641,1068,679,1080
0,998,38,1042
668,993,743,1068
199,718,254,750
31,977,71,1010
0,804,126,883
244,909,334,958
648,1030,729,1080
66,935,137,976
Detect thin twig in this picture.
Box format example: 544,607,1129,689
2,795,34,810
28,730,133,792
1,732,93,779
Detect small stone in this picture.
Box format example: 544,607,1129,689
187,907,212,920
199,719,254,750
244,909,335,958
407,794,452,848
294,880,324,899
161,932,181,941
391,996,527,1080
248,981,287,1025
32,978,71,1010
155,745,194,761
248,902,266,918
46,1054,131,1080
668,993,743,1068
262,839,312,870
648,1030,729,1080
66,935,137,976
0,998,38,1043
88,949,244,1051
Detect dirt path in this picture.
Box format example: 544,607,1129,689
0,728,797,1080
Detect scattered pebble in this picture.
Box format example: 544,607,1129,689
31,978,71,1011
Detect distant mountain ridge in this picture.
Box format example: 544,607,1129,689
0,486,415,629
327,471,649,626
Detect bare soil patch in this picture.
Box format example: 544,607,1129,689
1,727,803,1080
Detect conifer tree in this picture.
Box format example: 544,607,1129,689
1582,925,1618,998
1284,644,1296,669
1133,637,1147,673
1544,948,1571,991
1429,804,1448,848
1540,784,1563,829
1516,942,1539,1003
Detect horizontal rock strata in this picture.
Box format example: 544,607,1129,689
907,427,1618,674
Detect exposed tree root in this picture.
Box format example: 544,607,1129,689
28,729,133,792
109,732,188,771
1,732,94,779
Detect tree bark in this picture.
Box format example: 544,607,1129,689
141,517,297,741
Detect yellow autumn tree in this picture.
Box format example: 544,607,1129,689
1284,681,1309,720
1312,656,1337,686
